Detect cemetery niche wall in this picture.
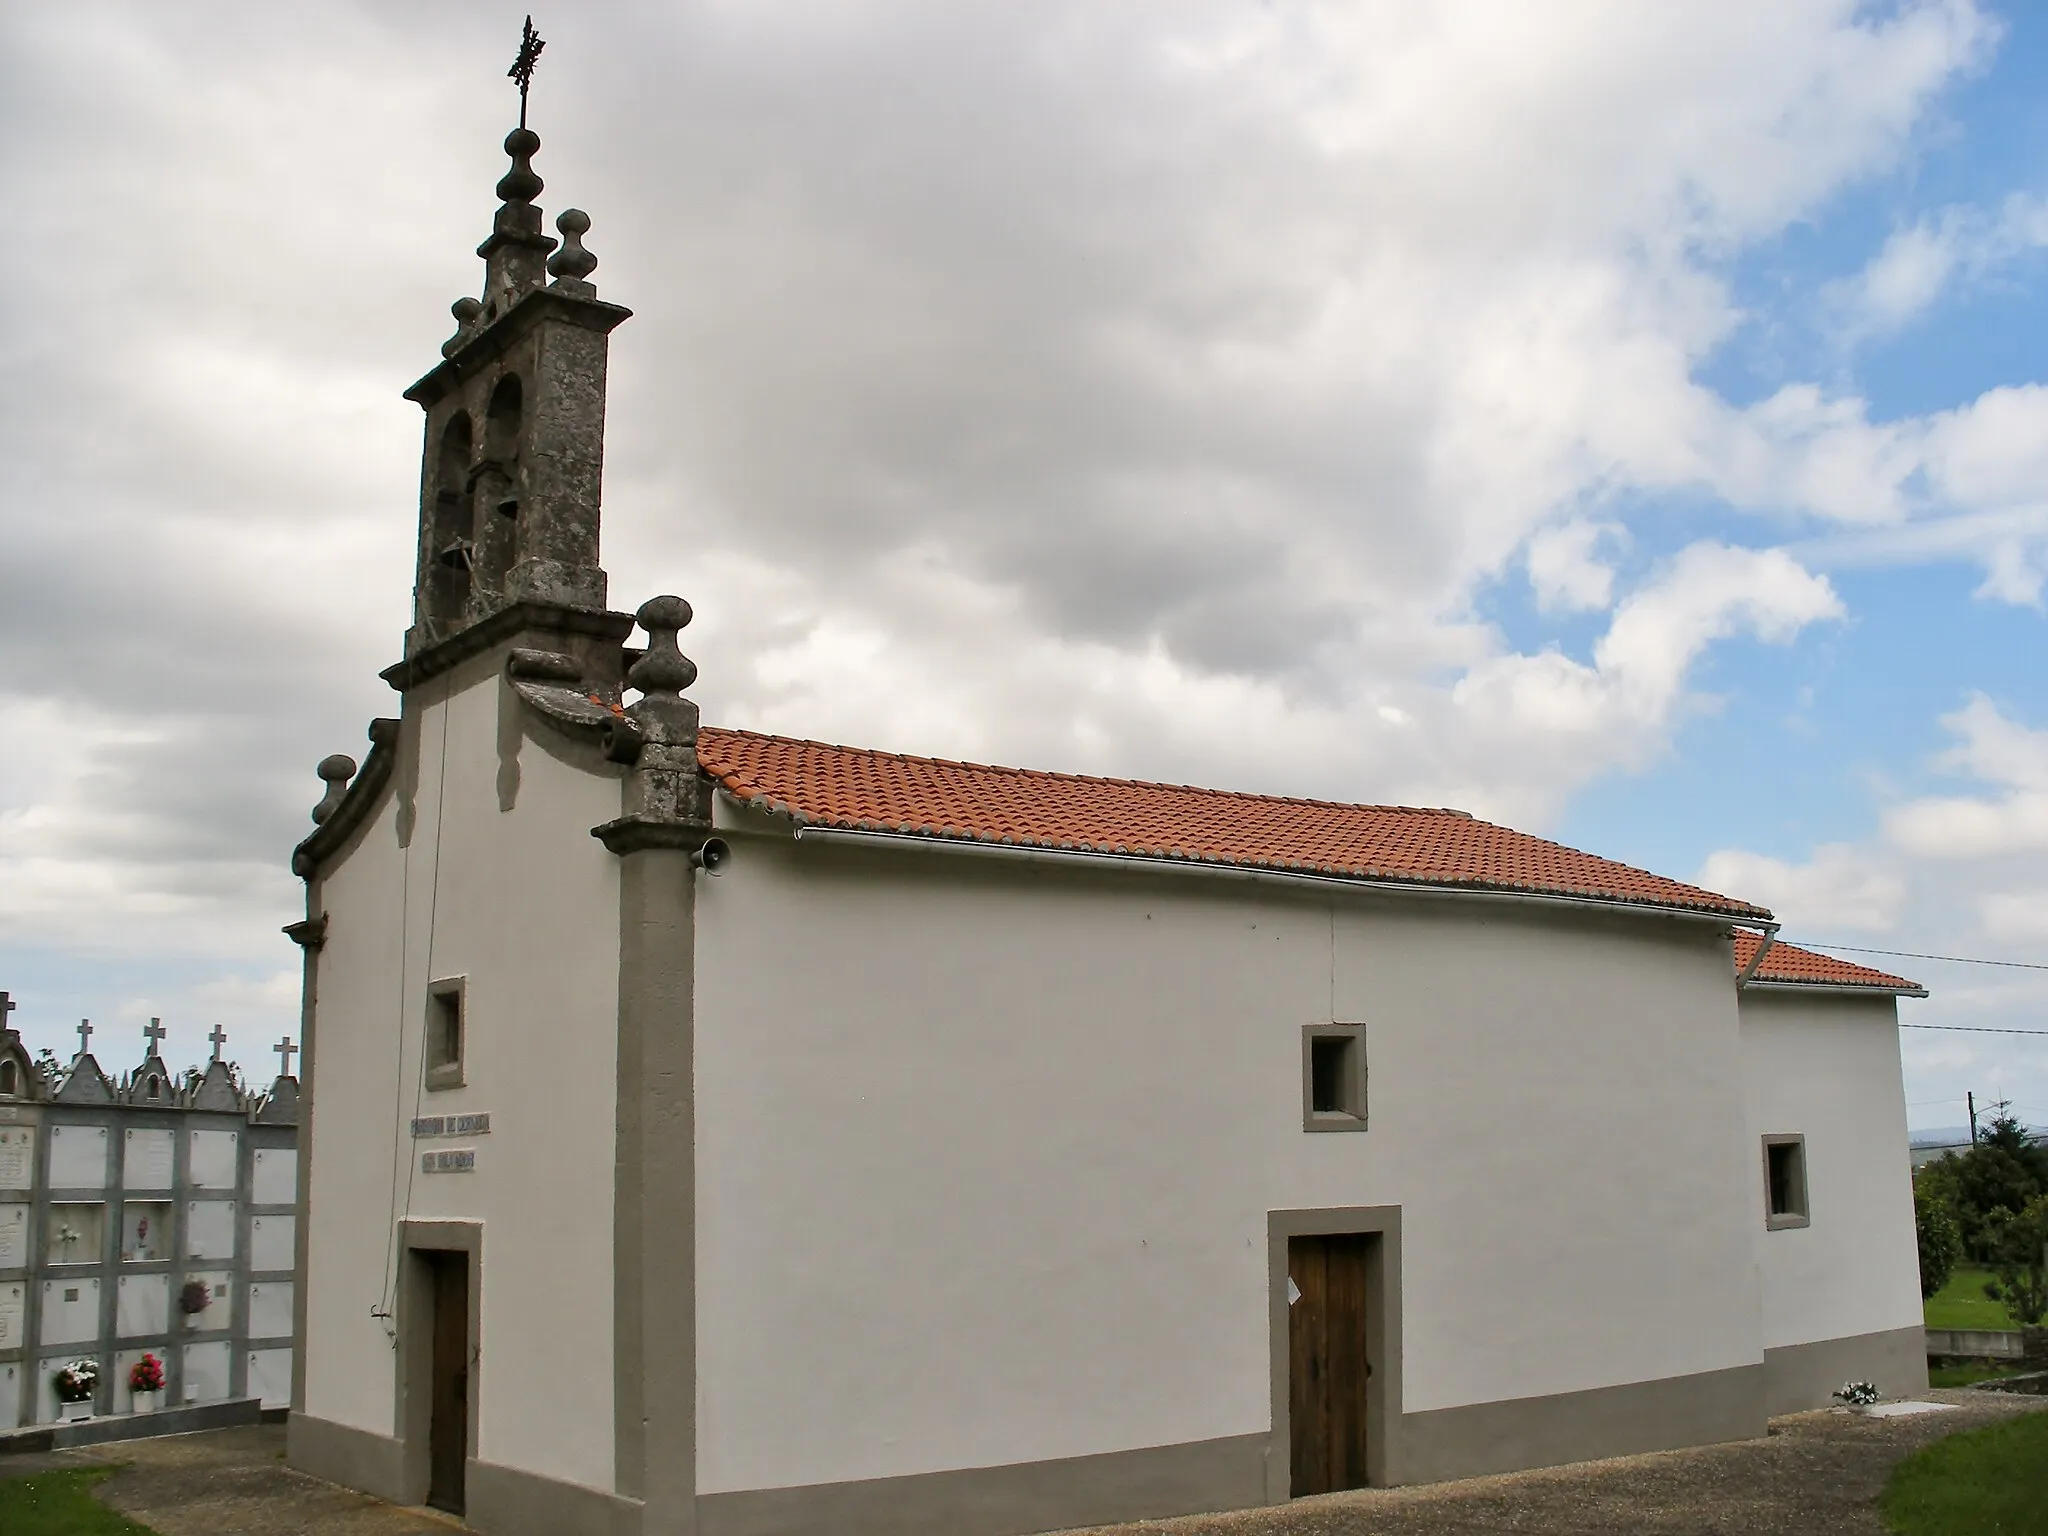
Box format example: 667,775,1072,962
0,994,300,1430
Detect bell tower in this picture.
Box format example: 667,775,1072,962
400,108,632,656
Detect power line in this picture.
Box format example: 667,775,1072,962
1788,940,2048,973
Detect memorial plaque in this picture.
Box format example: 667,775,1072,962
117,1273,170,1337
182,1339,231,1404
248,1346,293,1409
420,1149,475,1173
250,1215,295,1273
39,1276,99,1346
0,1282,23,1351
252,1148,298,1207
188,1130,238,1191
0,1128,31,1190
411,1113,492,1138
49,1125,108,1189
124,1129,176,1190
247,1280,293,1339
185,1200,236,1262
0,1204,25,1270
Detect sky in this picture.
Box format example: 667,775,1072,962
1,1,2044,1134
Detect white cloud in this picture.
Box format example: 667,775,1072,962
1831,192,2048,338
0,1,2025,1063
1694,843,1906,931
1884,695,2048,857
1527,521,1624,612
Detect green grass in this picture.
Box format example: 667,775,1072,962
1929,1360,2033,1389
1926,1265,2020,1332
0,1469,156,1535
1882,1410,2048,1534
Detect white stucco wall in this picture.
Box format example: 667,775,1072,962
1739,988,1921,1351
302,672,624,1493
691,831,1762,1494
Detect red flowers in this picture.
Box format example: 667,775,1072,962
129,1353,165,1393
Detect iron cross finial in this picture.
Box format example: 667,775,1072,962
208,1023,228,1062
275,1036,298,1078
509,15,546,130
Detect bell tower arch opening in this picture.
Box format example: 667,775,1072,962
420,412,476,636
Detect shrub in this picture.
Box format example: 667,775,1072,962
1916,1190,1962,1299
1990,1192,2048,1327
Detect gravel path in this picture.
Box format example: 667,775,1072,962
0,1389,2038,1535
1068,1389,2048,1536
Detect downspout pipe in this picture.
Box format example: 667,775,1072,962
1735,923,1783,988
786,821,1760,931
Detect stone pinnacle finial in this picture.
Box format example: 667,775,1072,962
442,296,484,358
548,209,597,288
496,128,544,210
311,754,358,825
626,596,698,699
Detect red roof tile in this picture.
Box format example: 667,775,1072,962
1732,932,1922,993
695,727,1769,919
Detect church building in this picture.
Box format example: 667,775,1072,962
285,110,1929,1536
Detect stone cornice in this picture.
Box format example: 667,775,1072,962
404,285,633,410
291,719,400,880
381,601,637,694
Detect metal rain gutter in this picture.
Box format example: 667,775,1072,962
1743,980,1929,1000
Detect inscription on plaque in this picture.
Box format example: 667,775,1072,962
0,1284,21,1351
411,1113,491,1138
125,1129,175,1190
420,1149,476,1174
0,1205,25,1270
0,1129,33,1190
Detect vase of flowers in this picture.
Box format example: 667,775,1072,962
54,1359,98,1421
178,1279,211,1320
128,1352,165,1414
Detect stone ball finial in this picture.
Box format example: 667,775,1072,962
496,128,544,206
311,754,358,825
547,209,598,283
626,595,698,698
442,296,485,358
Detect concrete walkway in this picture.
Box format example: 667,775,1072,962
0,1389,2040,1534
10,1424,453,1535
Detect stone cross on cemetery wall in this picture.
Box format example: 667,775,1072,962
144,1018,167,1053
209,1024,227,1062
275,1036,297,1078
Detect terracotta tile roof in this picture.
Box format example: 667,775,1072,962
1732,931,1922,993
695,727,1770,919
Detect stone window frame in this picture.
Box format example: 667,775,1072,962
1302,1023,1368,1133
424,977,467,1093
1762,1133,1810,1230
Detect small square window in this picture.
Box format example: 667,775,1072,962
1302,1025,1367,1132
425,978,466,1093
1764,1135,1808,1229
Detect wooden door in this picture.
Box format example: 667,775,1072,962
426,1251,469,1514
1288,1233,1371,1495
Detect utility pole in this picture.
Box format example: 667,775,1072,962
1968,1091,1979,1145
